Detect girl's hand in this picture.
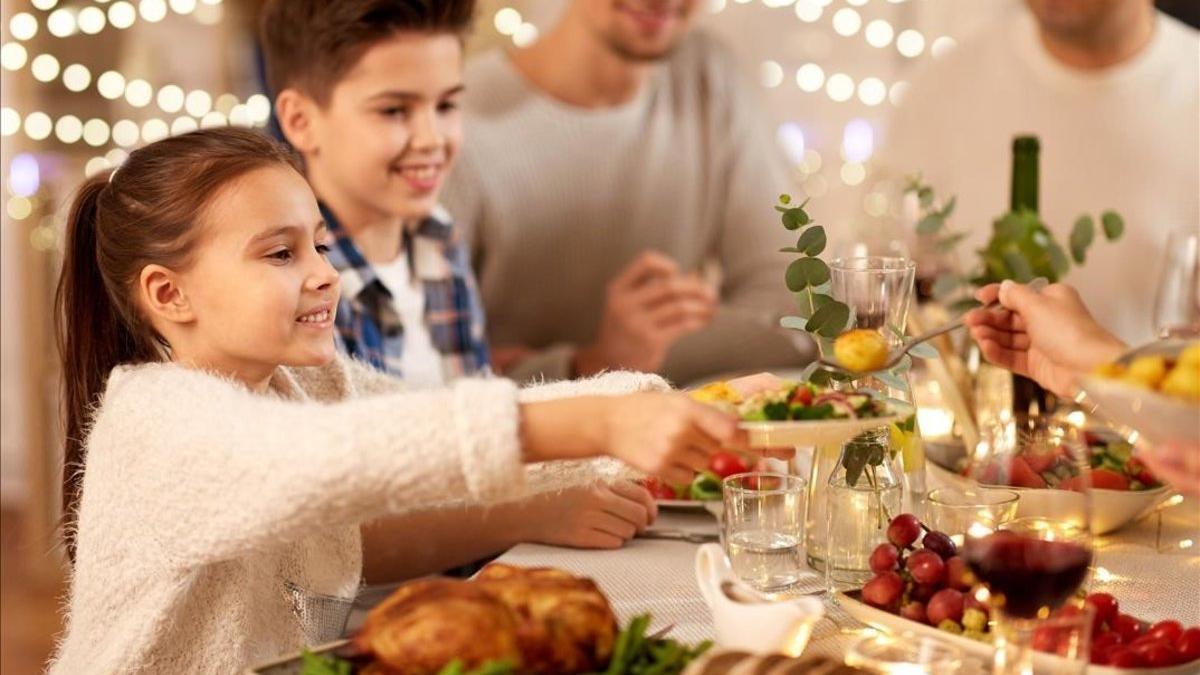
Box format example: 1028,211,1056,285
963,281,1126,397
524,482,657,549
603,392,747,485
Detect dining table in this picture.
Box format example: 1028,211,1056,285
491,459,1200,669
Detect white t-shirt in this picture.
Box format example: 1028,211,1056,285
372,253,445,388
880,8,1199,344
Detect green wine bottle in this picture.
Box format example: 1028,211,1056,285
1010,135,1039,213
1008,135,1051,415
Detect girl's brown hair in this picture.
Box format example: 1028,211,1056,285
54,127,300,559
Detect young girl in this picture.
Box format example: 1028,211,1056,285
49,128,754,673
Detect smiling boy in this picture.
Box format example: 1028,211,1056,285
262,1,485,386
257,0,658,578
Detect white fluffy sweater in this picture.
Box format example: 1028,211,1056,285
47,356,666,674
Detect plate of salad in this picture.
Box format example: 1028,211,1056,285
691,380,900,448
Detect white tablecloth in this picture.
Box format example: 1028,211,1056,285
495,481,1200,665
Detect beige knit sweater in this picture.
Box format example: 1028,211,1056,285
47,356,666,674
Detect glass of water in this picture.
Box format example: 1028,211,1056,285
1152,229,1200,338
722,472,807,593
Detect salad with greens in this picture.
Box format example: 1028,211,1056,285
692,380,889,422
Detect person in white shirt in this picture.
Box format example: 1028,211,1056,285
880,0,1199,344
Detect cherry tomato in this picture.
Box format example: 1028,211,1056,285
1148,619,1184,644
1085,593,1119,630
1179,627,1200,663
790,386,813,406
1093,631,1122,652
1112,613,1144,644
707,451,748,479
639,477,678,500
1107,647,1144,668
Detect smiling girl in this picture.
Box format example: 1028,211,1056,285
48,128,751,674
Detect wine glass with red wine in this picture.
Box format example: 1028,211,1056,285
965,414,1093,674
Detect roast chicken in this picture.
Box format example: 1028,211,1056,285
350,563,617,675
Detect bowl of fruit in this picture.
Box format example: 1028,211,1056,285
839,514,1200,673
1081,339,1200,446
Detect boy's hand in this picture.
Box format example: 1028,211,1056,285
574,252,715,376
524,482,657,549
602,392,745,485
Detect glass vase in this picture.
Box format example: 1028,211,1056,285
803,257,924,576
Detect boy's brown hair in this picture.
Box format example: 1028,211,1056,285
259,0,476,104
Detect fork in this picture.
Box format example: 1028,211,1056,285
817,277,1050,374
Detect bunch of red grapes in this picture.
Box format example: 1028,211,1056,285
860,514,991,640
1041,593,1200,668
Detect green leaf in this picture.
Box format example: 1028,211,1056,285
936,232,967,252
939,195,957,219
1047,241,1070,279
805,300,850,338
779,246,804,253
1101,210,1124,240
774,205,789,213
782,207,811,231
918,187,934,208
908,340,939,359
1070,215,1094,264
796,225,827,255
1002,249,1035,282
779,315,808,331
785,257,830,292
808,367,834,386
842,443,872,487
779,193,792,205
917,213,944,234
811,292,835,310
874,368,909,391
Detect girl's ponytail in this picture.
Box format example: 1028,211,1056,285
55,175,152,559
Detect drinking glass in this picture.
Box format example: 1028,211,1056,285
964,415,1093,675
994,604,1093,675
1152,230,1200,338
925,487,1020,547
845,633,965,674
722,473,807,593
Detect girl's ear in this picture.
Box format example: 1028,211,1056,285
275,89,320,155
138,264,195,326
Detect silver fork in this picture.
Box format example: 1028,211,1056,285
817,277,1050,374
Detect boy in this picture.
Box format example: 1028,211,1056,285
258,0,657,579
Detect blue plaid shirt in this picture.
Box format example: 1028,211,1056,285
323,203,490,379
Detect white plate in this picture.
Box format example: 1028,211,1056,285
657,499,714,510
836,591,1200,675
739,414,900,448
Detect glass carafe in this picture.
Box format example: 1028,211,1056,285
803,257,924,573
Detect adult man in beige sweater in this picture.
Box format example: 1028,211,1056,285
444,1,810,386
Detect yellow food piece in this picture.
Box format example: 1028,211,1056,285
833,329,889,373
1179,342,1200,368
690,382,740,404
1126,356,1168,388
1092,362,1125,378
1161,362,1200,400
